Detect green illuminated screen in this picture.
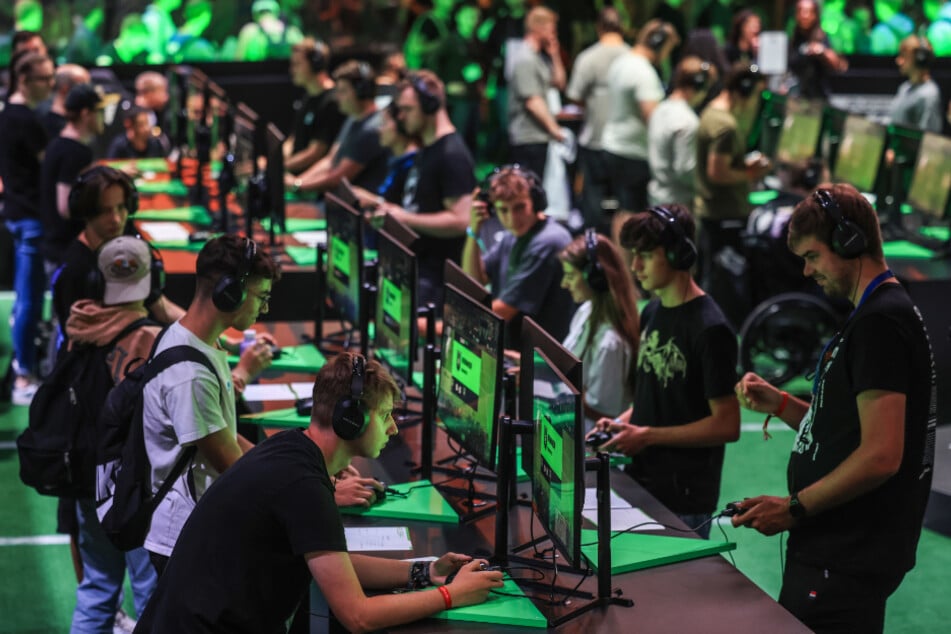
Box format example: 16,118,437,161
833,115,886,193
777,99,824,165
325,202,361,325
373,231,417,389
906,132,951,220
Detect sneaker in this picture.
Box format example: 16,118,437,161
11,376,39,407
113,608,136,633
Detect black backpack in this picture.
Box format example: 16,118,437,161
95,340,216,551
16,317,155,498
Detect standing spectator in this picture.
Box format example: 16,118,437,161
602,20,679,214
787,0,848,100
39,63,91,139
565,6,628,232
887,35,944,133
0,51,53,405
284,38,347,175
106,106,167,159
648,56,718,207
506,6,566,181
134,71,171,155
724,10,762,66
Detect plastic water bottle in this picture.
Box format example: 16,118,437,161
239,329,257,355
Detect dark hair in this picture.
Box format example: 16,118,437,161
12,30,43,51
723,61,764,97
619,203,696,253
787,183,884,261
195,234,281,295
310,351,401,430
123,105,150,126
487,166,533,203
398,68,446,109
333,59,376,98
73,165,137,221
671,55,718,92
596,7,623,35
13,51,50,87
559,233,640,374
729,10,759,49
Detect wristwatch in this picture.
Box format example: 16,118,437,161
788,492,807,519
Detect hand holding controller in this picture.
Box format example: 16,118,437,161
721,501,747,517
586,429,615,448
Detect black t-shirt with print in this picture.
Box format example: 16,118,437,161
625,295,738,514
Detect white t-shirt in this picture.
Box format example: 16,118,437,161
648,97,700,206
600,53,666,160
565,41,629,149
143,321,236,556
562,301,634,429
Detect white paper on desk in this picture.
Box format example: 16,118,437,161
582,506,663,532
583,487,633,511
292,230,327,248
138,221,190,242
345,526,414,551
241,382,314,402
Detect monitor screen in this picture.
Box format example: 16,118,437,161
374,224,419,390
906,132,951,220
776,99,824,165
264,122,287,232
832,115,886,193
443,259,491,309
231,103,259,223
530,347,584,570
325,193,364,326
436,284,504,471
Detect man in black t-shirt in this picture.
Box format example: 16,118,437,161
134,352,503,633
374,70,476,310
284,38,347,175
590,204,740,538
734,184,935,633
39,63,91,140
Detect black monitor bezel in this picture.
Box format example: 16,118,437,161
443,259,491,309
374,220,420,390
324,192,365,327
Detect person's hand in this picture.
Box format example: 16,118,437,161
430,552,473,585
443,559,504,608
235,340,274,382
744,154,772,180
333,475,383,507
735,372,782,414
730,495,796,535
590,416,625,435
334,464,361,481
600,422,650,456
469,187,490,233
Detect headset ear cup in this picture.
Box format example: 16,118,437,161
832,221,867,259
332,398,368,440
212,275,246,312
673,237,698,270
86,267,105,301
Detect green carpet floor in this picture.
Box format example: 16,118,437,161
1,402,948,631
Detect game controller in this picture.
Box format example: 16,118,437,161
268,344,282,360
444,561,501,585
585,430,615,448
721,501,746,517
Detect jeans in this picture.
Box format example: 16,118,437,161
71,498,157,634
5,218,46,376
678,512,713,539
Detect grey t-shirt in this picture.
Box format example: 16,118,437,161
333,110,390,192
508,48,553,145
648,97,700,206
601,53,665,159
565,41,629,149
888,79,943,133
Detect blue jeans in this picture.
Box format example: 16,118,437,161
5,218,46,376
71,499,157,633
678,512,713,539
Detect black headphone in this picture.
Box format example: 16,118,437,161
646,26,669,52
69,165,140,220
734,63,762,98
332,354,369,440
490,164,547,212
212,237,257,312
912,39,935,69
690,61,712,92
812,189,867,259
409,73,442,115
583,229,609,292
306,40,328,73
86,238,166,305
647,206,698,270
347,61,376,101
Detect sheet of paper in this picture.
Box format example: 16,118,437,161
345,526,414,551
241,382,313,402
138,221,190,242
582,506,663,532
583,487,633,511
292,230,327,248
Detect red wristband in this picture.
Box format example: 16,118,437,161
438,585,452,610
774,391,790,417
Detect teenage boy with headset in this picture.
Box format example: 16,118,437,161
135,351,503,632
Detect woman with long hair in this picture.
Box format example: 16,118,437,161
559,230,640,427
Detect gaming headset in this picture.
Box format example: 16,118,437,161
86,239,166,306
409,73,442,115
502,164,548,212
348,61,376,101
69,165,140,220
690,61,712,92
912,38,935,69
812,189,867,259
647,206,698,270
583,228,609,292
306,40,328,73
212,237,257,312
332,354,369,440
734,63,762,98
645,25,669,52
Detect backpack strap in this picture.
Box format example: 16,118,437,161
139,345,218,510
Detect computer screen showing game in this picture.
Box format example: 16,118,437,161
906,132,951,221
374,220,419,390
324,193,365,327
443,260,491,309
776,98,824,166
882,124,923,210
436,284,504,471
832,115,886,194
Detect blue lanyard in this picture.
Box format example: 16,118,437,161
811,269,895,394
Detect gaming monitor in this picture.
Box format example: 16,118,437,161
324,193,365,327
832,115,886,194
374,219,420,390
906,132,951,221
776,98,824,165
263,122,287,235
436,284,504,471
443,260,492,309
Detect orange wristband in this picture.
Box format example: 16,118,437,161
438,585,452,609
774,391,790,417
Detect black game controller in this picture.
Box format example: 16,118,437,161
721,501,746,517
586,430,615,448
445,561,501,585
268,344,282,360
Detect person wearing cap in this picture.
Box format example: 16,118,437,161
40,82,119,269
63,235,163,633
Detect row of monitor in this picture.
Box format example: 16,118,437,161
770,95,951,222
322,194,586,570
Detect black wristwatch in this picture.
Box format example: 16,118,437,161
788,492,807,519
